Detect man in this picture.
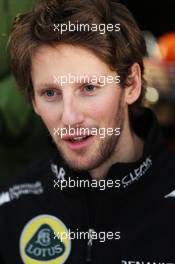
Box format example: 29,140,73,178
0,0,175,263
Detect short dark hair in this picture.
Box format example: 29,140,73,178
9,0,147,109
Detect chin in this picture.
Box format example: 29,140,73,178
56,141,105,171
63,156,95,171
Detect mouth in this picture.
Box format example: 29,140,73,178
63,135,94,150
69,135,91,142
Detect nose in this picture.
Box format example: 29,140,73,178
61,95,84,127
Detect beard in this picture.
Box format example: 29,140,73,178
52,97,124,172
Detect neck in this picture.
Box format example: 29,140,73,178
89,115,144,180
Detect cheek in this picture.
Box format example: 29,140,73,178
35,101,61,130
87,89,121,123
43,114,57,129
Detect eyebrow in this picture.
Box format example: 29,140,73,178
35,82,60,91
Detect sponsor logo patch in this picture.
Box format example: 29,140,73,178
121,156,152,188
122,260,175,264
164,190,175,198
20,214,71,264
0,181,43,206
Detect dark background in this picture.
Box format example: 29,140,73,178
120,0,175,36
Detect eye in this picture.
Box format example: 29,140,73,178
84,84,96,93
45,89,55,97
41,88,61,101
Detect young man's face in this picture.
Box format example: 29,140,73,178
31,44,128,171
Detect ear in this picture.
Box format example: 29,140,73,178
32,97,40,116
124,63,142,105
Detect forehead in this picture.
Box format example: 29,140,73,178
31,44,113,79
